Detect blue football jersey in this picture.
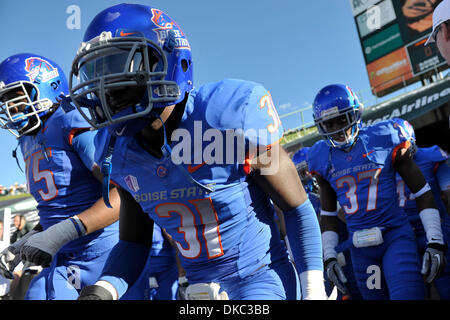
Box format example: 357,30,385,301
94,79,287,282
19,107,118,252
396,146,449,230
150,223,175,257
308,120,409,233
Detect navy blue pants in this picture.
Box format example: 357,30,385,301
349,224,425,300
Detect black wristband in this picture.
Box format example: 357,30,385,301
78,285,114,300
324,257,337,269
428,242,448,252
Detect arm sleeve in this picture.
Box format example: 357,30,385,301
283,199,323,272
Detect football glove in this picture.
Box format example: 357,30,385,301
176,276,189,300
0,230,38,279
324,257,348,295
20,217,86,267
421,242,448,283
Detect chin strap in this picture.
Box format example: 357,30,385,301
99,110,214,208
101,135,117,208
12,142,23,173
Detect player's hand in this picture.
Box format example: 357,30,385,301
421,243,448,283
324,258,348,295
176,276,189,300
20,232,54,268
0,230,39,278
0,248,16,279
20,218,86,268
78,285,114,300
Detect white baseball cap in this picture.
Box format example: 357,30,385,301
425,0,450,45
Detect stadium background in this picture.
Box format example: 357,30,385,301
283,0,450,156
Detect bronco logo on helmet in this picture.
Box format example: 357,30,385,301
150,8,190,49
24,57,59,83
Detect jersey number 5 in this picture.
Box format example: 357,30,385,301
24,149,58,201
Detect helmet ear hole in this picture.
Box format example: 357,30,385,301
148,49,160,72
181,59,190,72
23,83,38,102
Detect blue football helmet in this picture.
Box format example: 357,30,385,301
292,147,318,194
0,53,68,137
312,84,363,149
292,147,310,181
392,117,417,155
69,3,194,136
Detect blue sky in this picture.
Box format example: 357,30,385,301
0,0,412,186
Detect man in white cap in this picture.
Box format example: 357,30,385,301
425,0,450,64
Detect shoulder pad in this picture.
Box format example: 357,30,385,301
198,79,260,128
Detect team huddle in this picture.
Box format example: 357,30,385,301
0,3,448,300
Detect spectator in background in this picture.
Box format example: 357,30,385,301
10,215,33,244
0,220,4,242
425,0,450,63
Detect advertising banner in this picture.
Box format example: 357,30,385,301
394,0,441,44
363,23,403,63
406,35,448,76
366,47,413,95
356,0,396,38
350,0,382,16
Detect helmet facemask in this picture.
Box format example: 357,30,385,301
70,31,181,131
315,106,362,149
0,81,53,137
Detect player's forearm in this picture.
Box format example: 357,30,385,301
76,187,120,234
283,200,326,299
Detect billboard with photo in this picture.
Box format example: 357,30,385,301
351,0,449,97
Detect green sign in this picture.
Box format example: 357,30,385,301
363,24,403,63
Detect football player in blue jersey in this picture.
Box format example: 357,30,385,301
0,53,121,299
308,83,447,300
293,147,361,300
68,3,325,300
393,118,450,299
